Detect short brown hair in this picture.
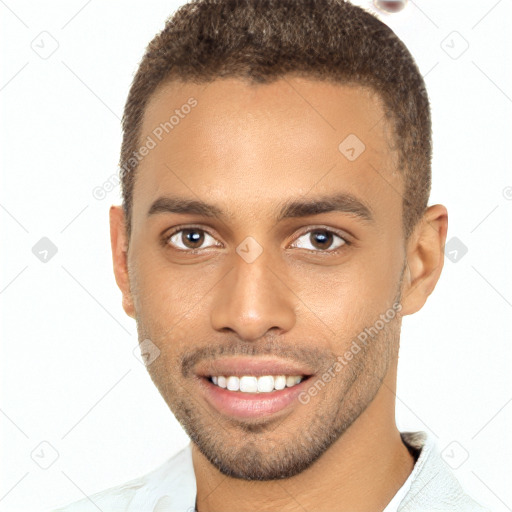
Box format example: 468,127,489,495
119,0,431,240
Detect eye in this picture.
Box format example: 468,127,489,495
290,228,348,252
163,226,349,253
165,227,221,251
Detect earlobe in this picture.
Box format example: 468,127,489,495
109,205,136,319
400,204,448,316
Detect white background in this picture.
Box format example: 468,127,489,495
1,1,511,511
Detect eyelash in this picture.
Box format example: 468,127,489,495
162,225,352,255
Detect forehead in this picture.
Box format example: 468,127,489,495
132,77,401,225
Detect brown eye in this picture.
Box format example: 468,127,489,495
291,229,347,252
167,228,218,250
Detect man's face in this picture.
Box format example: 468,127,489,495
125,78,407,479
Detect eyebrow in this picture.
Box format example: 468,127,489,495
147,193,374,223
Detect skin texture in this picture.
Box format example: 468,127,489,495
110,77,448,512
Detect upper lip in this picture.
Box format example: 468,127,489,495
195,357,314,378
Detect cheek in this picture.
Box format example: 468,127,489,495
131,249,219,327
290,247,401,339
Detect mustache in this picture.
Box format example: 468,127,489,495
180,339,334,379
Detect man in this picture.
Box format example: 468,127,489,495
51,0,489,510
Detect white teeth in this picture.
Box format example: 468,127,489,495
210,375,304,392
274,375,286,390
286,375,303,387
240,376,258,393
226,376,240,391
257,376,274,393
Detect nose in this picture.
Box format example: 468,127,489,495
210,251,296,341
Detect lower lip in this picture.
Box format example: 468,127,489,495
198,376,311,419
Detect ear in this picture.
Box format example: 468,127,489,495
400,204,448,316
109,205,135,319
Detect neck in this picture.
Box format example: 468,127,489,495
192,366,415,512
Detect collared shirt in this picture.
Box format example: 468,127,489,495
49,431,490,512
